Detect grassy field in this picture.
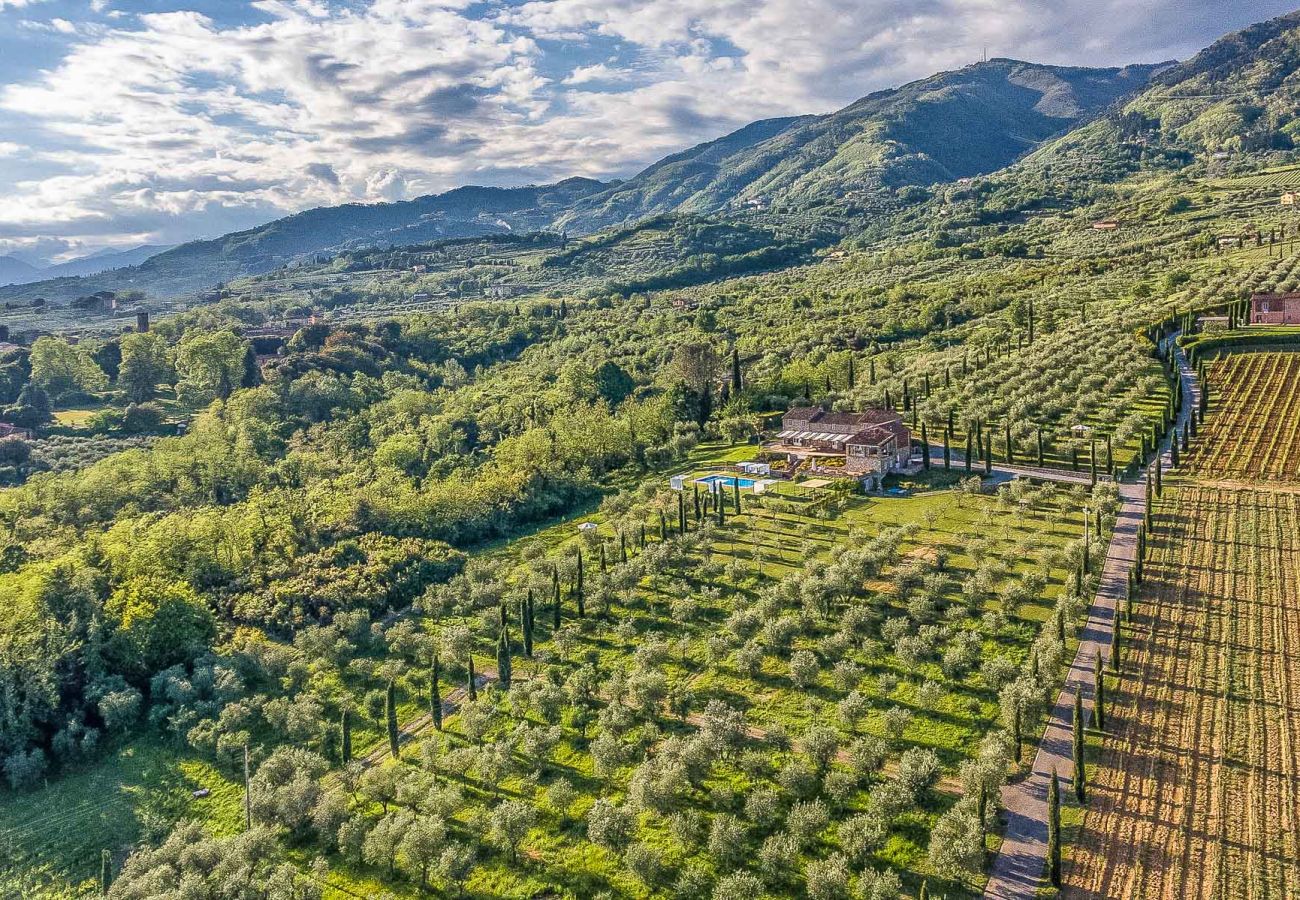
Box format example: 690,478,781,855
0,737,243,898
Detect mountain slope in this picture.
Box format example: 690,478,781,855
40,245,175,280
0,178,610,304
1024,10,1300,175
0,59,1161,304
0,255,44,288
558,59,1166,232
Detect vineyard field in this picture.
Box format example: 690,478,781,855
1064,484,1300,898
1184,351,1300,482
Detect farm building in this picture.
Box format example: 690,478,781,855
1250,292,1300,325
765,406,912,488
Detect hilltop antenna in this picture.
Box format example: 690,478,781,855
983,46,988,63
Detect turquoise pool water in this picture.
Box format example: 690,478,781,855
696,474,756,489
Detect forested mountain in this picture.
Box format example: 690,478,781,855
559,59,1168,232
0,60,1163,305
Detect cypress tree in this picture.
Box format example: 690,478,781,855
101,849,112,896
731,348,742,393
576,550,585,617
1056,607,1066,645
847,355,855,389
717,487,725,525
385,680,400,759
678,490,686,533
733,477,741,514
965,432,972,473
552,567,562,630
497,626,512,690
522,593,534,658
1037,427,1045,467
1047,769,1062,887
600,543,607,574
1090,439,1098,486
341,707,352,762
657,510,665,541
869,357,877,385
1106,433,1114,475
1012,702,1022,763
903,378,911,411
943,427,951,470
984,430,993,476
920,421,930,470
1170,435,1179,468
1004,419,1013,465
976,782,988,840
620,532,627,563
693,485,701,521
467,655,477,701
1072,690,1086,802
639,523,646,549
1094,654,1106,732
1155,454,1163,497
430,656,443,730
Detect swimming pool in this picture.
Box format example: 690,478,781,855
695,474,756,489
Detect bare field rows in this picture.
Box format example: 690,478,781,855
1184,352,1300,482
1063,485,1300,898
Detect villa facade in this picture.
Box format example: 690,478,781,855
1250,291,1300,325
766,406,912,487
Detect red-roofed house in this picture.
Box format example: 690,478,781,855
766,406,912,488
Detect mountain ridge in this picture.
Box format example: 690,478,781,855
0,58,1167,304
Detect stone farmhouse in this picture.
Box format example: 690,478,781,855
765,406,912,489
1250,291,1300,325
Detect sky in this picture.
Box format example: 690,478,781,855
0,0,1296,264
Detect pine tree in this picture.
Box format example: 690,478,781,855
1072,690,1087,802
430,657,443,731
341,707,353,762
385,680,400,759
1047,768,1062,887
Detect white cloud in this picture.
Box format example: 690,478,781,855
1,0,1297,249
0,0,50,9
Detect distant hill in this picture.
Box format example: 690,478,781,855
557,59,1168,232
0,59,1163,304
0,178,609,304
0,256,42,288
42,245,174,280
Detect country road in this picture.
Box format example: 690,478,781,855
983,336,1198,899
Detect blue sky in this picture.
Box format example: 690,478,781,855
0,0,1296,263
